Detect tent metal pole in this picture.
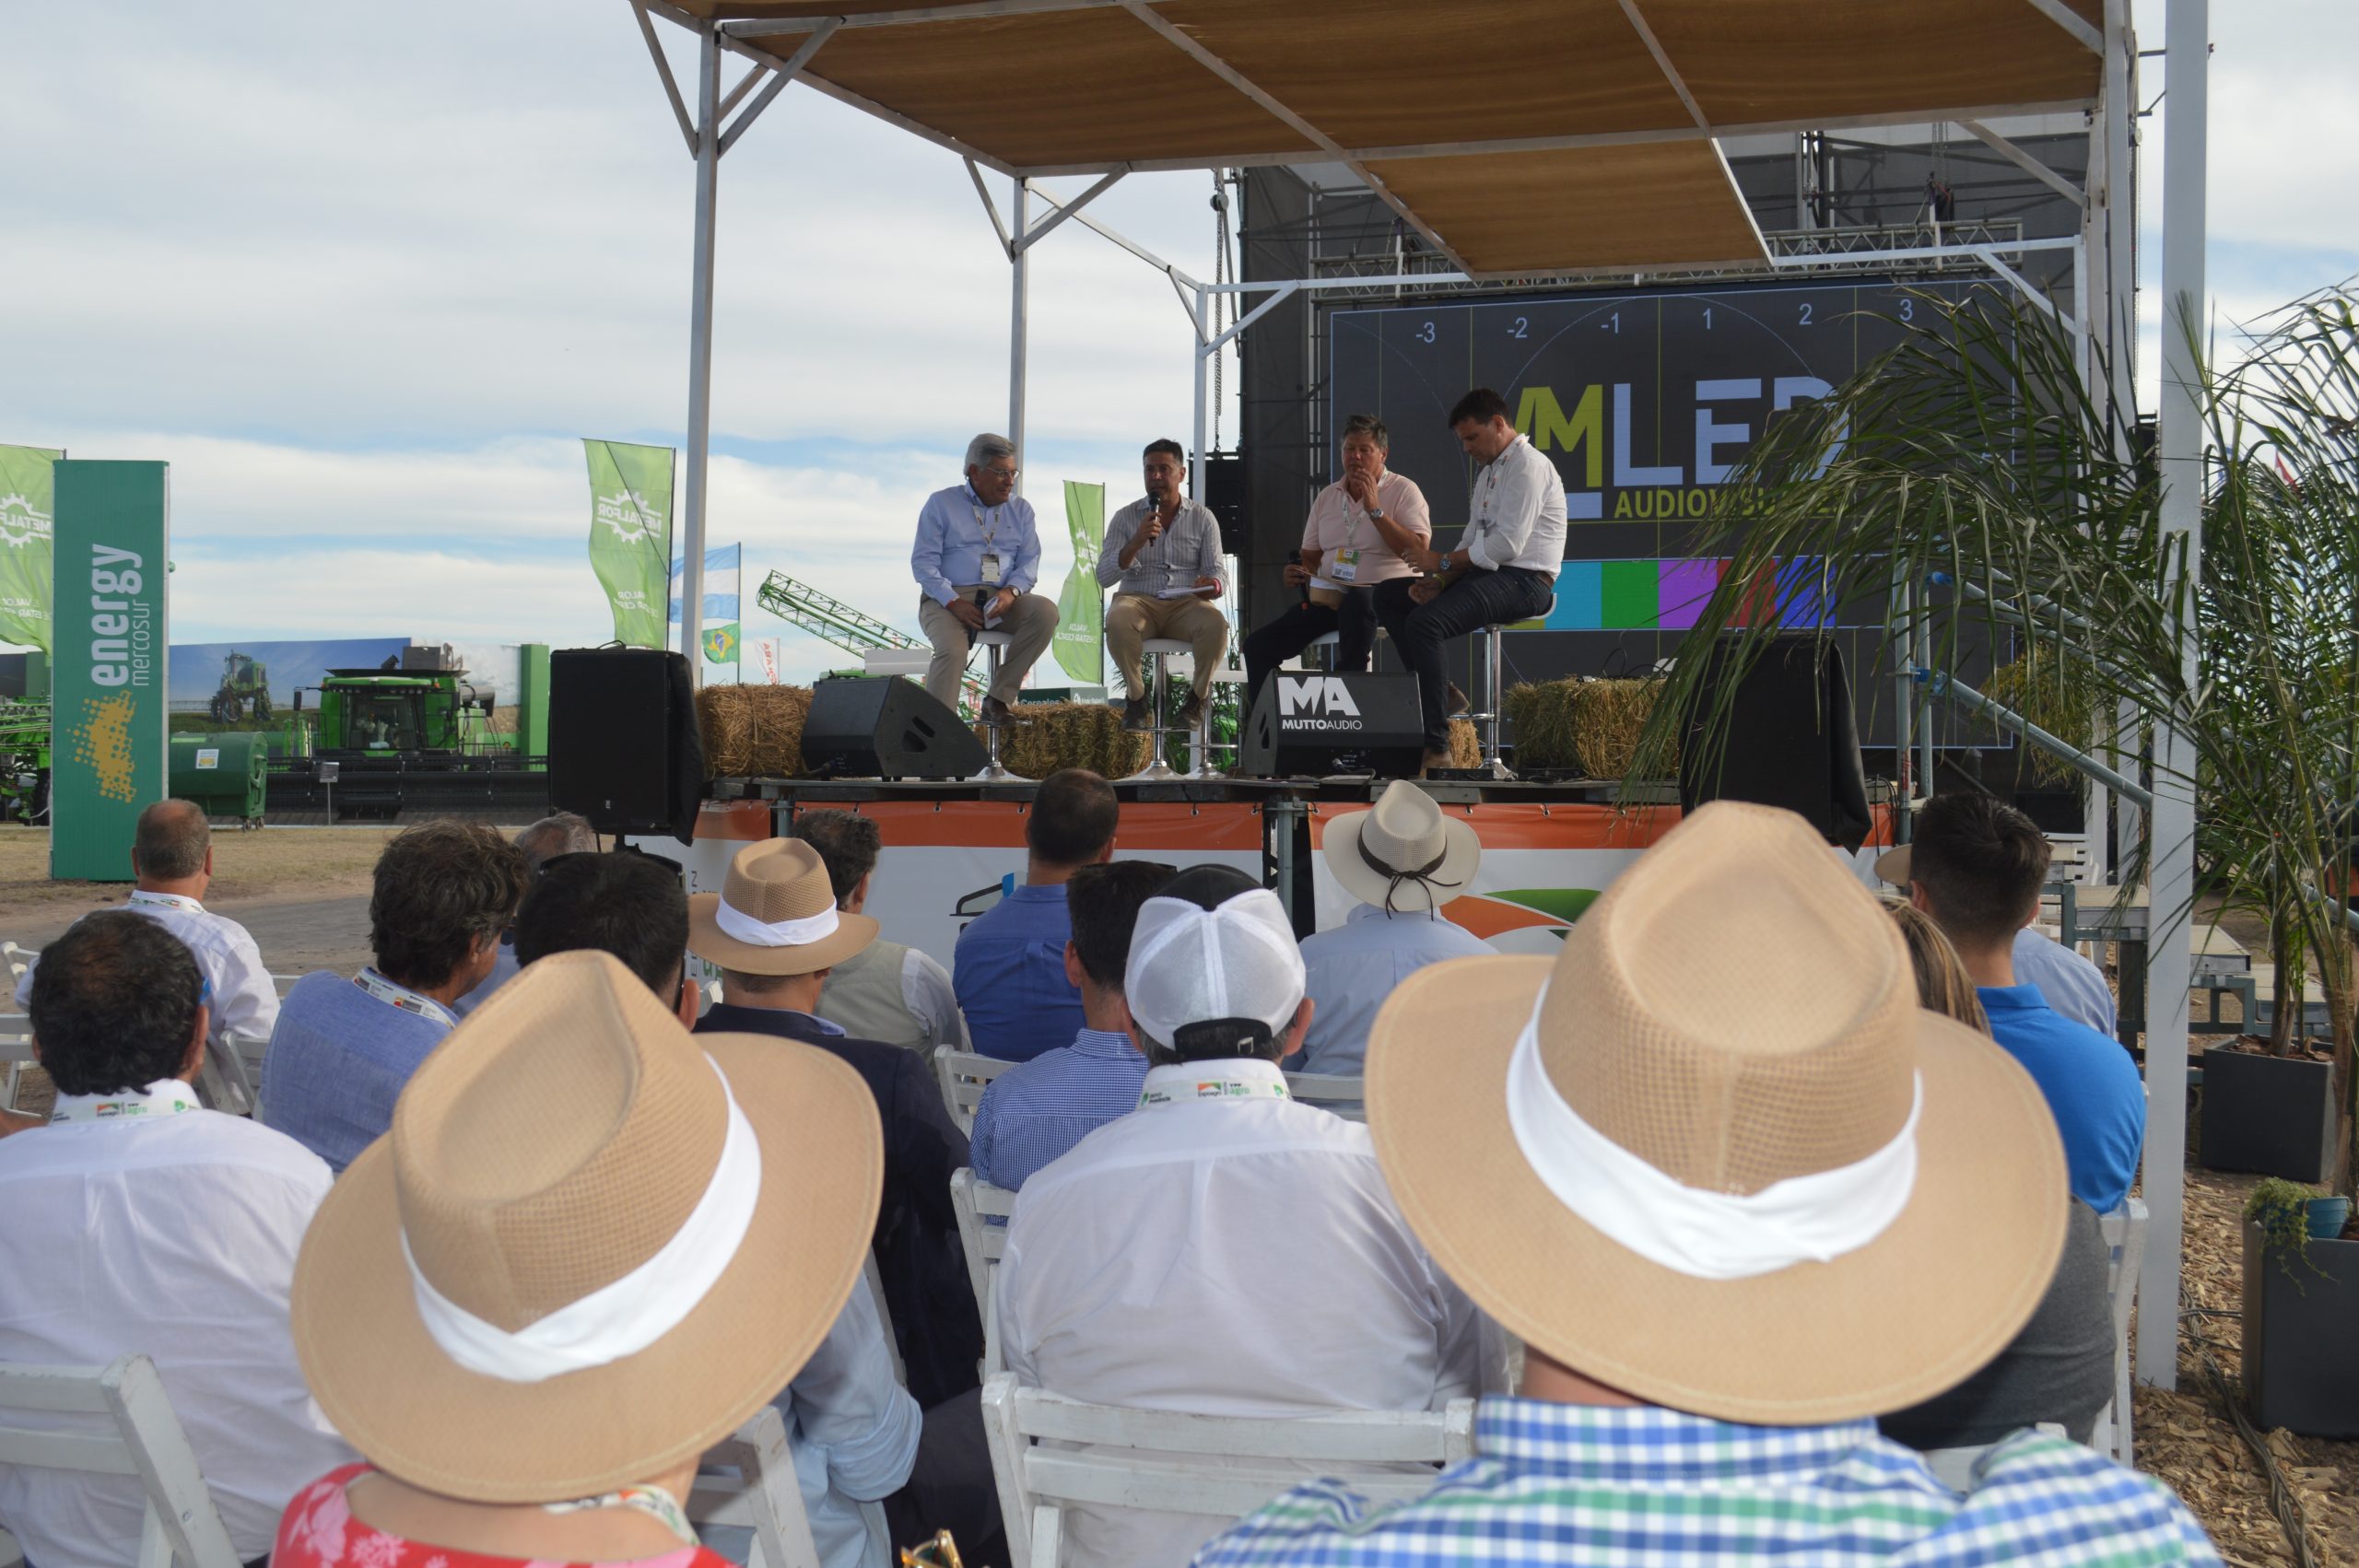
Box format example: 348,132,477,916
2103,0,2141,886
1191,285,1209,500
1008,176,1030,494
1915,669,2152,808
2136,0,2207,1394
680,25,720,675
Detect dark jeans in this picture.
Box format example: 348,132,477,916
1374,568,1555,749
1240,591,1379,715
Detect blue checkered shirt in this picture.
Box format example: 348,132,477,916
968,1027,1146,1190
1191,1396,2219,1567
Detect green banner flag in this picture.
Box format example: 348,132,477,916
0,445,65,652
582,439,674,649
1053,480,1106,685
52,461,169,882
701,622,739,664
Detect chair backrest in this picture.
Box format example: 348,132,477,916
950,1168,1018,1362
687,1402,826,1568
2094,1198,2148,1467
0,1355,242,1568
0,1015,32,1115
935,1047,1014,1137
1284,1071,1367,1122
980,1373,1474,1568
1,942,34,987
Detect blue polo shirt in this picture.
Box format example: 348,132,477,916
1978,984,2145,1213
952,883,1084,1061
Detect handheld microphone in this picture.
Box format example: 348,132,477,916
1288,548,1309,607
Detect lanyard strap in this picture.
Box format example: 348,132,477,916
48,1079,203,1124
542,1484,698,1546
968,498,1001,553
1140,1073,1292,1108
128,890,205,916
354,968,459,1029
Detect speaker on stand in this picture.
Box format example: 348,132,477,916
547,648,704,844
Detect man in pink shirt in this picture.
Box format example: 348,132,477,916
1241,413,1433,715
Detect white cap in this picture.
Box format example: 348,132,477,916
1124,886,1307,1050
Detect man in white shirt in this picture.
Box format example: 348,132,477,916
16,799,280,1089
0,911,352,1568
1376,387,1567,773
793,808,968,1054
1295,780,1491,1083
1240,414,1434,717
997,866,1486,1568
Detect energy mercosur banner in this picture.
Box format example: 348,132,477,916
52,462,169,882
1054,480,1105,685
0,444,65,652
583,439,675,649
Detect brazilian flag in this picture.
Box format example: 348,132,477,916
701,623,739,664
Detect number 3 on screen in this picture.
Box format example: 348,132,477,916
1415,321,1436,344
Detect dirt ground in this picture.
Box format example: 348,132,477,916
0,825,394,916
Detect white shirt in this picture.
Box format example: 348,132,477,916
998,1059,1488,1568
1297,904,1495,1081
2014,927,2118,1036
1462,433,1568,575
0,1086,354,1568
16,891,282,1049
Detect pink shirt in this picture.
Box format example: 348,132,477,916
1299,471,1432,586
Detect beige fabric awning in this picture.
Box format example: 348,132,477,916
654,0,2102,277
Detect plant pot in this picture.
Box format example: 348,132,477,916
2199,1046,2337,1183
2244,1223,2359,1436
2308,1197,2353,1241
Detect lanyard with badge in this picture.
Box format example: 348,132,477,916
969,494,1004,587
128,890,205,916
47,1081,202,1124
1139,1072,1293,1107
1328,477,1382,584
354,967,459,1029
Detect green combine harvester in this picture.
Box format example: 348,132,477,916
268,645,549,820
0,700,49,824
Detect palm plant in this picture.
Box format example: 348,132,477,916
1628,282,2359,1078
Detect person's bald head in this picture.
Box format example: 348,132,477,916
134,799,211,887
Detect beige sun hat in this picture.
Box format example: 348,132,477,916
1326,779,1482,915
1363,801,2068,1425
288,949,883,1502
1874,844,1912,886
687,837,880,977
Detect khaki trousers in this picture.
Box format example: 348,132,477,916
917,588,1058,709
1105,592,1229,700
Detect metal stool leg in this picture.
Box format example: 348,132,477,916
1180,675,1225,780
971,638,1015,782
1124,649,1181,782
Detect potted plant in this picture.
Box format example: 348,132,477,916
2242,1176,2359,1435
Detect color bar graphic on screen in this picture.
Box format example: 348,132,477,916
1542,558,1835,631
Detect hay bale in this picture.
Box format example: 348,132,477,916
1500,677,1668,778
1503,679,1582,771
696,684,812,778
1444,718,1482,769
991,701,1152,780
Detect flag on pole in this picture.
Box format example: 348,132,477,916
582,439,674,649
670,542,741,666
1054,481,1106,684
0,444,65,651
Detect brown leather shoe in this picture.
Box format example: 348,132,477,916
1445,683,1473,718
1418,747,1455,777
1179,691,1206,729
980,696,1016,724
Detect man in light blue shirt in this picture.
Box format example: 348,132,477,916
912,432,1058,718
2014,925,2118,1037
1296,780,1491,1082
971,859,1173,1188
955,768,1117,1061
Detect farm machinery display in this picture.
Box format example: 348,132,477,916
267,646,547,819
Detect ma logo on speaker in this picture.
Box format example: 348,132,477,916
1278,676,1360,720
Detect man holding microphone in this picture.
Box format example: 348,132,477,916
1097,439,1229,731
911,432,1059,720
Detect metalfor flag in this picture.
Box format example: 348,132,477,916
1054,480,1105,684
582,439,674,648
0,444,65,651
670,542,741,665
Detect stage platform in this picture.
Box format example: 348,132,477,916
707,773,1684,809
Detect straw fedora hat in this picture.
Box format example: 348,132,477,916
1874,844,1912,886
1327,779,1482,915
288,949,883,1502
1364,801,2068,1425
687,837,879,977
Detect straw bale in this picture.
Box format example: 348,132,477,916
1444,718,1481,770
695,684,811,779
1501,677,1666,777
989,701,1152,780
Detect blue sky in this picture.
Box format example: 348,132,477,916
5,1,2352,686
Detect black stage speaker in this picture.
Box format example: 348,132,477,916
801,676,988,780
548,647,703,844
1201,450,1247,556
1238,672,1425,778
1678,635,1872,850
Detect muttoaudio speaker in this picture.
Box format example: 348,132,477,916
801,676,988,779
547,648,704,844
1677,635,1872,850
1238,672,1425,778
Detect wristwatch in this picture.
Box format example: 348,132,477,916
1365,506,1386,521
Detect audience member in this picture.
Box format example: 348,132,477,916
263,819,528,1172
953,768,1117,1060
1294,780,1490,1081
1879,839,2119,1036
452,809,597,1018
1899,793,2145,1213
793,808,968,1053
1875,895,2117,1456
0,913,351,1567
969,859,1173,1189
690,837,982,1409
1000,865,1485,1568
1193,802,2217,1568
273,950,889,1568
510,855,924,1568
15,798,281,1076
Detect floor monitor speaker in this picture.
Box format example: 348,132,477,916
1677,635,1872,850
801,676,988,779
1238,672,1425,778
547,648,703,843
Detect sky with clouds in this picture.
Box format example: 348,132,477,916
4,1,2353,686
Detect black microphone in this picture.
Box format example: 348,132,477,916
1289,548,1309,607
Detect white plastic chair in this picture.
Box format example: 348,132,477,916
1284,1071,1367,1121
951,1167,1018,1373
2091,1198,2149,1466
0,1354,242,1568
934,1046,1014,1137
687,1402,826,1568
979,1372,1475,1568
1,942,35,987
0,1014,32,1114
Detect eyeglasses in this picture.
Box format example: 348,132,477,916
978,464,1018,481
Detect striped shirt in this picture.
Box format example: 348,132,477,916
968,1027,1146,1190
1191,1396,2219,1568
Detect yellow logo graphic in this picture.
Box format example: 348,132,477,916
71,693,140,802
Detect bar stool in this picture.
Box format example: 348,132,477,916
1465,593,1555,779
1122,638,1207,782
969,629,1016,783
1304,629,1341,671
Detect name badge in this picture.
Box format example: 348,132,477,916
1328,548,1362,584
979,553,1002,585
